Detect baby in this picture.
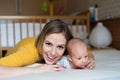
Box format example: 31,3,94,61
57,38,90,69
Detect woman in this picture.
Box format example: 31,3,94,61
0,19,94,78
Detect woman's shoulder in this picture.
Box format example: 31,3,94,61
6,37,37,56
18,37,36,44
14,37,36,48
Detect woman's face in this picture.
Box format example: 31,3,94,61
42,33,67,64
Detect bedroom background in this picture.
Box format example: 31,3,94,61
0,1,120,79
0,0,120,18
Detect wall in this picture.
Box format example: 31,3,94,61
0,0,16,15
1,0,120,18
0,0,44,16
66,0,89,15
20,0,45,15
90,0,120,20
0,0,89,16
0,0,66,16
66,0,120,20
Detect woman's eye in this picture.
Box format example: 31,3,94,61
46,42,51,46
58,46,64,49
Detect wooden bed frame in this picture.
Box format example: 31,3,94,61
0,11,90,57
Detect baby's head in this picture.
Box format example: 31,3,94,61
67,38,89,69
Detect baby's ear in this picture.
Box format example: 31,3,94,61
67,55,72,61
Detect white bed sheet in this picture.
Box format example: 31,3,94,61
2,70,120,80
1,49,120,80
93,49,120,70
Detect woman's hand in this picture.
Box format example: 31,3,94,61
0,64,65,79
32,64,65,73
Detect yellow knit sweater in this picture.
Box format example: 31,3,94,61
0,37,39,67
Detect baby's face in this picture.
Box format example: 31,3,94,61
68,45,89,69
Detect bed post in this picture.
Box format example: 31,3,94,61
0,49,2,58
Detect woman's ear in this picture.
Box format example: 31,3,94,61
67,55,72,62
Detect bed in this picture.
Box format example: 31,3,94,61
0,11,90,57
1,49,120,80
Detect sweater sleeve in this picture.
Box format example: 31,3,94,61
0,39,39,67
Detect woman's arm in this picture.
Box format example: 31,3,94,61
0,37,39,67
0,64,65,79
0,43,39,67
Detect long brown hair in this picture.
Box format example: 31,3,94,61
35,19,73,60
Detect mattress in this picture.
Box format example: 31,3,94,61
1,49,120,80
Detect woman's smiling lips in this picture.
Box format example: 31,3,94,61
46,54,57,62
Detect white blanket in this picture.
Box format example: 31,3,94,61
1,49,120,80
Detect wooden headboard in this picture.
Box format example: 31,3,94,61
91,18,120,50
0,11,90,57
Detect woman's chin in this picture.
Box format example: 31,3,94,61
46,62,55,65
45,60,56,65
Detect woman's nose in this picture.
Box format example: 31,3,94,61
51,47,56,55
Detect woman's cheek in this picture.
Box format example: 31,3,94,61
58,50,65,57
43,45,51,52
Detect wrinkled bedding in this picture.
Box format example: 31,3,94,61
2,49,120,80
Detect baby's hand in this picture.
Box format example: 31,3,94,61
86,57,95,69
